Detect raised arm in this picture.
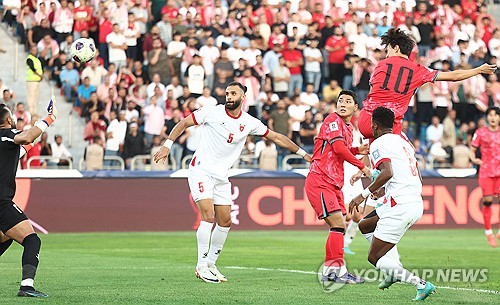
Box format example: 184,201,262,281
264,129,311,162
14,97,57,145
436,63,497,82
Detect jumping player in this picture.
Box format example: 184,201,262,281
153,82,311,283
350,107,435,301
358,28,497,142
305,90,371,283
0,98,57,297
470,107,500,248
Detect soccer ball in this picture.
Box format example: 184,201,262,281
70,38,96,63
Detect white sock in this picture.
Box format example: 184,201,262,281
196,221,213,268
362,232,373,243
485,229,493,235
376,253,426,289
21,278,34,288
207,225,230,267
344,221,358,247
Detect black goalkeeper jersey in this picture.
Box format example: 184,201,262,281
0,128,21,202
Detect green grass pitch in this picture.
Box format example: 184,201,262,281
0,229,499,304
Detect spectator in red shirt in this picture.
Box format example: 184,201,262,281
73,0,92,39
281,40,304,96
98,6,113,68
325,27,349,84
160,0,179,24
311,3,326,30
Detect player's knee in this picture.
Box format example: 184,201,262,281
22,233,41,251
201,215,215,223
483,199,493,207
217,219,231,227
329,227,345,234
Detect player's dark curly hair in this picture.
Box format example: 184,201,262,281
372,106,395,129
227,81,247,93
338,90,358,105
381,28,415,57
486,106,500,116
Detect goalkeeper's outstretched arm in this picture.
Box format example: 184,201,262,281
14,96,57,145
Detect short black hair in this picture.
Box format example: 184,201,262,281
338,90,358,105
227,82,247,93
0,105,11,125
486,106,500,116
381,28,415,57
372,106,395,129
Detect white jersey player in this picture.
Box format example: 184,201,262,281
154,82,312,283
349,107,435,301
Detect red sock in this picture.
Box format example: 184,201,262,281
325,231,344,264
482,205,492,231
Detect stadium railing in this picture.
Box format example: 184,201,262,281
282,154,310,171
27,156,74,169
78,156,126,171
181,154,194,169
129,154,177,171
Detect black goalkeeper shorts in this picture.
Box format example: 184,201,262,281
0,200,28,233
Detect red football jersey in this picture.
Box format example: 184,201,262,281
309,112,353,188
471,127,500,178
364,56,438,119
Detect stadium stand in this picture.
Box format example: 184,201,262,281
1,0,498,171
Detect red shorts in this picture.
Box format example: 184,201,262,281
305,173,345,218
358,109,403,142
479,177,500,197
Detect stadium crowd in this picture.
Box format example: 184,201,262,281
1,0,499,170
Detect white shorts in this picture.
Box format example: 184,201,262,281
374,198,423,244
187,169,232,205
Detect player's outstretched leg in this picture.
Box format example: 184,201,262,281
322,212,364,284
482,199,497,248
17,233,48,297
369,238,435,301
207,205,231,282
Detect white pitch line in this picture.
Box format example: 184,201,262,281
226,266,500,295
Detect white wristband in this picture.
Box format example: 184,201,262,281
296,148,307,158
163,139,174,149
34,120,49,132
361,188,372,199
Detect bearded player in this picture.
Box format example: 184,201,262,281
305,90,371,283
154,82,311,283
470,107,500,248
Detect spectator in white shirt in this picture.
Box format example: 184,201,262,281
106,23,128,70
299,83,320,108
303,39,323,92
81,59,108,88
199,37,220,90
105,110,128,166
165,76,183,100
142,95,165,148
50,134,72,166
196,87,218,107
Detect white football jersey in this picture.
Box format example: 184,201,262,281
190,105,269,178
369,133,422,203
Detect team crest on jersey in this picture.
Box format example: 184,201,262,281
329,122,339,132
240,124,245,132
372,149,381,160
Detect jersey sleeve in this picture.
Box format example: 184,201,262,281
0,129,22,146
416,64,439,85
249,117,270,137
191,105,214,125
470,130,482,148
369,140,392,169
